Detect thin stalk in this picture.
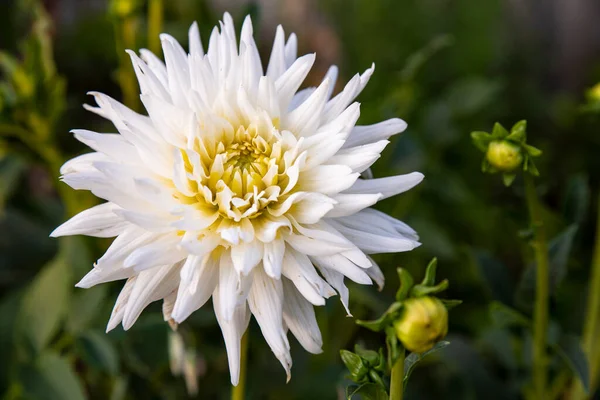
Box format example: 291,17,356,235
147,0,163,54
524,174,550,400
231,332,249,400
572,196,600,399
113,15,139,111
389,349,405,400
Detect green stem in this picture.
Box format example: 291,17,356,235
113,15,139,111
147,0,163,55
389,348,405,400
572,196,600,399
524,174,550,400
231,332,249,400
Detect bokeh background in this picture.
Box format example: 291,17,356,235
1,0,600,399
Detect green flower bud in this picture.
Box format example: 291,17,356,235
394,296,448,353
588,83,600,102
486,140,523,172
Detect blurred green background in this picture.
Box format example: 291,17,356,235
1,0,600,398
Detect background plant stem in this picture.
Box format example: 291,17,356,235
571,196,600,399
113,15,139,111
524,174,550,400
147,0,163,55
231,332,249,400
389,349,405,400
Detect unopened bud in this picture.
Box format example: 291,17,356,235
394,296,448,353
486,140,523,172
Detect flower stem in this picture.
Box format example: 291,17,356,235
147,0,163,55
524,173,550,399
572,195,600,399
231,331,249,400
389,348,405,400
113,14,139,111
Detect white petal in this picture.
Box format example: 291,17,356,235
282,279,323,354
213,292,251,386
298,165,359,195
51,202,128,238
123,234,186,271
326,193,382,218
172,254,218,322
230,240,264,275
263,239,285,279
311,254,372,285
122,263,181,330
317,267,351,316
248,268,292,381
344,118,408,148
218,251,253,321
344,172,424,200
281,247,335,305
275,53,315,111
188,21,204,57
328,218,420,254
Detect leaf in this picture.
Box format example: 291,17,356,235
77,330,119,375
489,301,530,328
346,382,388,400
340,350,368,382
403,341,450,388
0,290,23,388
491,122,508,139
506,120,527,142
441,299,463,310
66,286,107,333
356,302,402,332
554,334,589,393
395,268,414,301
421,257,438,286
16,247,71,354
502,173,516,187
473,251,514,305
410,279,449,297
20,351,86,400
562,174,590,224
0,155,25,214
471,131,492,151
515,225,578,309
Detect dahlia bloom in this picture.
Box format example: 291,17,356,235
52,13,423,384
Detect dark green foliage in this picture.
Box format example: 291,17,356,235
1,0,599,398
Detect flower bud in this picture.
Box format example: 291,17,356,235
393,297,448,353
588,83,600,102
486,140,523,172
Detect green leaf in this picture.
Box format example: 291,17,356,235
471,131,492,151
403,341,450,388
395,268,414,301
340,350,368,382
441,299,463,310
20,351,86,400
356,302,402,332
0,155,26,214
354,345,380,366
346,383,388,400
0,290,23,388
410,279,449,297
489,301,530,328
66,286,107,333
491,122,508,139
562,174,590,224
421,257,438,286
502,173,516,187
523,144,542,157
554,334,589,393
506,120,527,142
472,251,514,304
77,330,119,375
16,247,71,354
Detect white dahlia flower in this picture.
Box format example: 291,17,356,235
51,13,423,384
